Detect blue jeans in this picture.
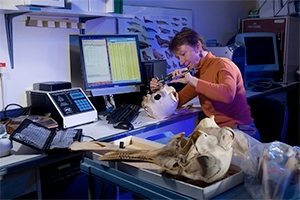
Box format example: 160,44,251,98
236,122,260,141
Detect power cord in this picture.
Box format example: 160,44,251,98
1,103,33,123
81,135,97,141
248,79,273,89
249,79,282,92
2,103,23,116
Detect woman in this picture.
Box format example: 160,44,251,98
150,27,260,140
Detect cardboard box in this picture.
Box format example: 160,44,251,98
93,136,245,199
0,0,64,9
1,0,114,13
89,0,106,13
71,0,111,13
24,0,65,8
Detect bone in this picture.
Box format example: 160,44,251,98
98,132,188,166
98,117,236,183
141,85,178,119
195,115,250,157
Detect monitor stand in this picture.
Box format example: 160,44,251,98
90,85,140,97
103,95,116,111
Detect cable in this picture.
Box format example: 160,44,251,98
248,79,273,89
81,135,97,141
2,103,23,118
1,103,33,121
19,106,32,116
106,95,115,108
103,95,114,111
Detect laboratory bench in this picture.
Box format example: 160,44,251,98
0,106,201,199
0,82,298,199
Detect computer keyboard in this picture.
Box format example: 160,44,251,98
106,103,141,124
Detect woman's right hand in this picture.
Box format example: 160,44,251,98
165,68,190,84
149,78,162,93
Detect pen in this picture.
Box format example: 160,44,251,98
157,68,195,83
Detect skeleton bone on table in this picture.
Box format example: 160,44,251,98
141,84,178,119
98,116,235,183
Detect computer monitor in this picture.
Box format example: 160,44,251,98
69,34,143,97
235,32,279,87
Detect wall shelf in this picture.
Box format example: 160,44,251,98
15,5,133,19
1,5,134,69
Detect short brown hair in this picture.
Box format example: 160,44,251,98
169,27,208,52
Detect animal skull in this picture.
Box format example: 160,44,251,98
141,84,178,119
176,129,234,182
98,116,235,183
195,115,250,158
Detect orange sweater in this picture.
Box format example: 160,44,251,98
178,52,253,128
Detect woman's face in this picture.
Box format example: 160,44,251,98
174,42,202,69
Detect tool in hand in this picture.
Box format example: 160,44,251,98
157,68,196,84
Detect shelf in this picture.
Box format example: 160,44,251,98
0,5,134,69
0,5,133,18
15,5,134,19
0,8,27,15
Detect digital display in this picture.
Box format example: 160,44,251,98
235,32,279,73
245,37,275,65
69,92,84,99
81,35,142,89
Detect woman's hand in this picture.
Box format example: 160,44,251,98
170,68,198,87
149,78,162,93
170,68,191,84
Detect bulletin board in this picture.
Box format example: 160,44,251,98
118,5,193,73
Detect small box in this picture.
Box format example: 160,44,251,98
0,0,64,10
71,0,107,13
89,0,106,13
105,0,115,13
34,81,71,91
23,0,65,8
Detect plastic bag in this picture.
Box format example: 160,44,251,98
240,141,300,199
230,129,260,167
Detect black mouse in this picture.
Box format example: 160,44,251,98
113,121,134,130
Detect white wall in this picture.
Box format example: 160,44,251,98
0,0,255,110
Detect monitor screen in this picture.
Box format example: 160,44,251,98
235,32,279,74
70,34,143,96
